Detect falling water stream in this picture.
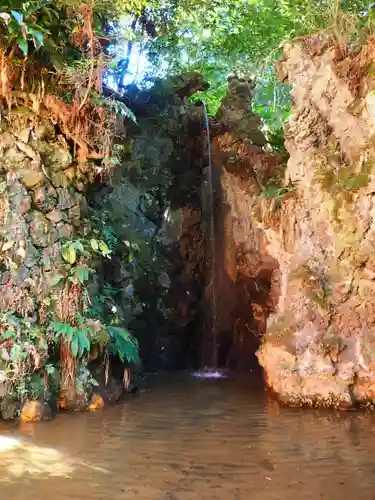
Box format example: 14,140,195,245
201,99,218,370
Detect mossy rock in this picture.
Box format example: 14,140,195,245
28,210,58,248
19,167,44,189
1,397,20,420
32,184,58,213
24,241,39,269
57,187,78,210
38,141,72,171
51,171,70,188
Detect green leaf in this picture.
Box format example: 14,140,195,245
71,337,78,357
98,240,111,258
3,330,15,339
49,320,71,339
11,10,23,25
45,364,55,375
90,377,99,387
28,27,44,49
107,326,140,364
70,266,94,284
78,329,90,355
50,53,65,71
73,241,84,253
61,245,76,264
51,274,64,286
10,344,22,362
90,239,99,252
65,325,74,341
17,37,29,57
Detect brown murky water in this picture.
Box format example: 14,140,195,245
0,373,375,499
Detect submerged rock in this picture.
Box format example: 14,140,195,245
20,400,53,422
87,394,105,411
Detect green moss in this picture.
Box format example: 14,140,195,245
314,156,372,231
262,185,295,199
290,264,333,310
315,158,371,195
315,163,336,191
289,264,315,282
305,289,332,309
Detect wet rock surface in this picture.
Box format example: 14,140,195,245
203,75,283,371
87,73,209,372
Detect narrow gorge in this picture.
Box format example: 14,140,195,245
5,33,375,416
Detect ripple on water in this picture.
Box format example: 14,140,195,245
0,374,375,499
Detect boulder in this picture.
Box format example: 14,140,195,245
255,35,375,407
39,141,73,171
87,393,105,411
20,400,53,422
45,208,65,224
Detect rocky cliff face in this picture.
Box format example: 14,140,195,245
207,76,284,370
0,72,209,415
0,113,93,412
257,35,375,408
91,75,208,371
0,117,90,326
210,36,375,408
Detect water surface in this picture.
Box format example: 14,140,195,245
1,373,375,499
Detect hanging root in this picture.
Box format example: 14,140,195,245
123,367,131,391
59,340,77,409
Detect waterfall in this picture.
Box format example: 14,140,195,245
201,100,218,369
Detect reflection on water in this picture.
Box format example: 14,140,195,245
0,437,76,481
1,373,375,499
